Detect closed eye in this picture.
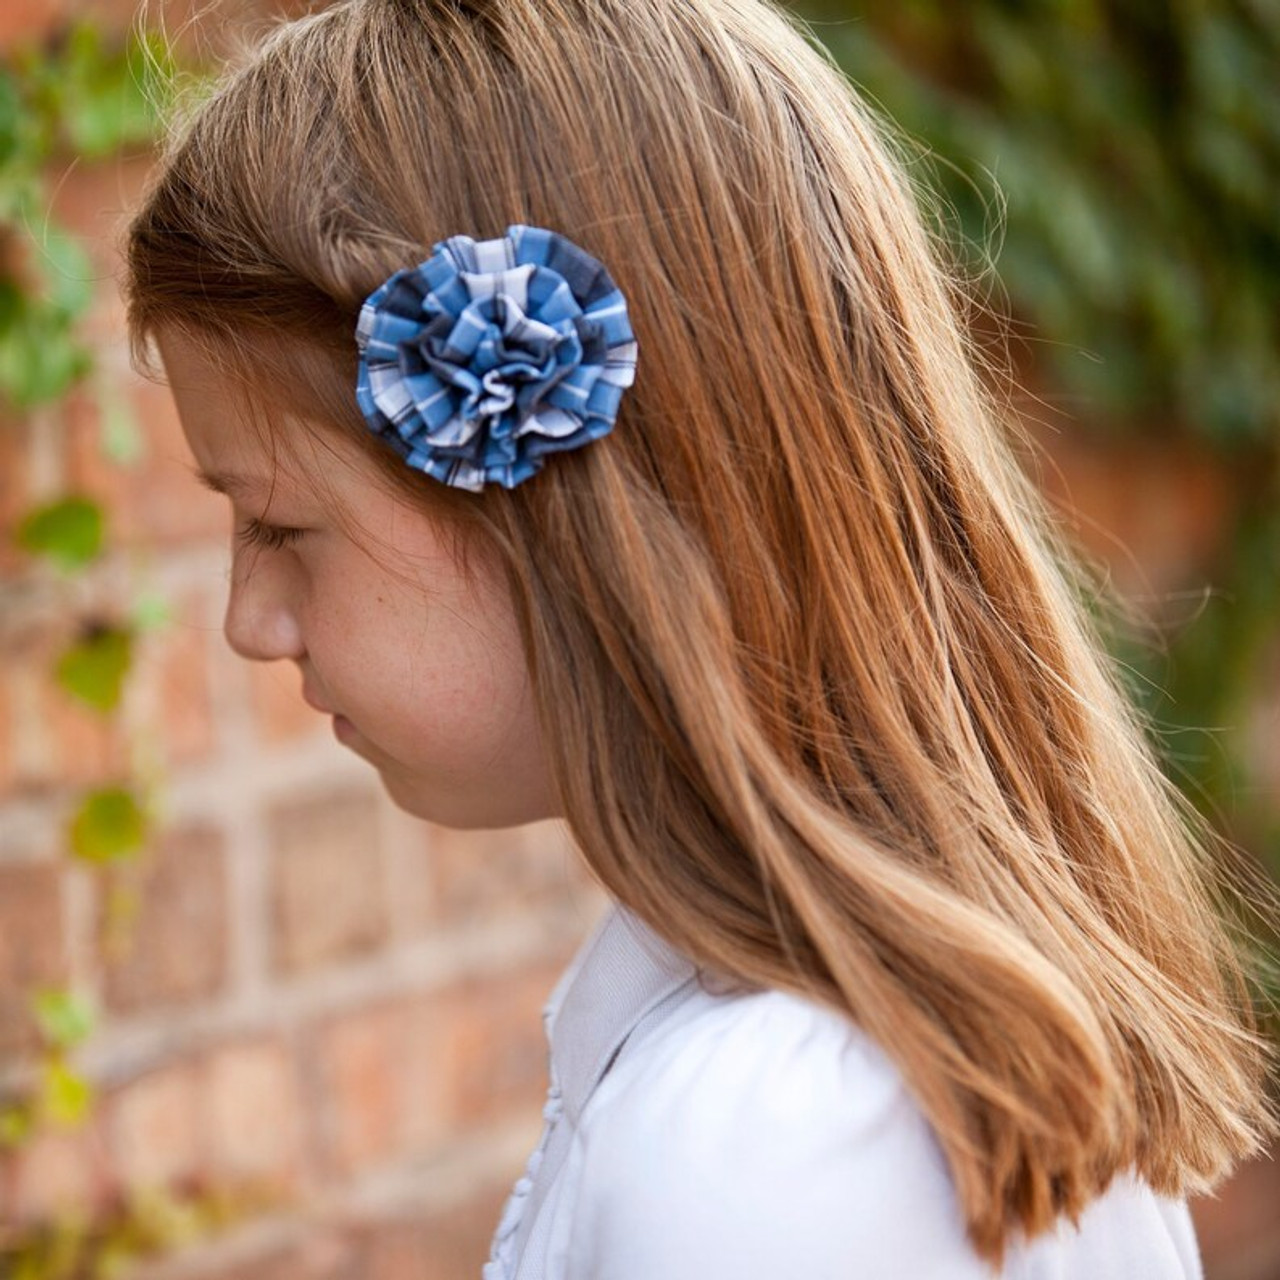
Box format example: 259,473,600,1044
236,518,304,551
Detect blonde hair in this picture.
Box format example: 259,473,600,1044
122,0,1277,1262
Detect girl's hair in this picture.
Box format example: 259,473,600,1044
123,0,1277,1262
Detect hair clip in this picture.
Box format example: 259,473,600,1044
355,223,638,491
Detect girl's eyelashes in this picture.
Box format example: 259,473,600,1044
236,517,305,551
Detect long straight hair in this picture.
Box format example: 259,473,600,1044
122,0,1277,1262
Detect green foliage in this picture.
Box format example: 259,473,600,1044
0,1180,287,1280
0,20,181,1260
14,497,104,570
31,988,97,1050
1,18,175,175
55,624,134,713
35,1057,95,1129
0,19,177,412
0,231,95,408
0,993,97,1157
794,0,1280,448
68,787,149,865
0,1102,34,1148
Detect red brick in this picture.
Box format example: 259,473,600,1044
387,992,455,1157
1028,426,1235,606
397,955,570,1149
98,824,229,1015
0,637,128,796
0,413,35,580
69,0,308,69
0,0,69,52
411,821,578,933
82,279,131,351
360,1186,511,1280
64,377,228,548
202,1037,305,1193
2,627,138,797
437,964,561,1130
25,154,145,355
45,155,154,279
311,1004,401,1179
0,862,69,1057
0,673,14,805
43,671,130,790
249,660,330,745
302,949,569,1180
134,597,219,766
190,1226,362,1280
267,788,388,977
1191,1143,1280,1279
3,1123,102,1227
103,1058,203,1193
178,1189,514,1280
0,653,32,801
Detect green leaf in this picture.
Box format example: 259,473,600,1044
56,20,173,158
31,987,97,1049
0,168,43,224
38,1058,95,1128
14,496,104,569
0,275,25,330
68,786,148,864
0,303,93,409
32,226,96,322
0,1103,34,1149
127,1184,207,1251
55,625,134,713
0,68,22,166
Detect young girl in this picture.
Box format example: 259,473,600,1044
122,0,1276,1274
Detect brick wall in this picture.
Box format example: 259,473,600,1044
1,6,1277,1279
0,182,609,1263
0,10,609,1273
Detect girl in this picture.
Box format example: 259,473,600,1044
122,0,1277,1274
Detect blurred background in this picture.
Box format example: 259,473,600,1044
0,1,1277,1277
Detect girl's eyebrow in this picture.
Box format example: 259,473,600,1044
190,465,268,499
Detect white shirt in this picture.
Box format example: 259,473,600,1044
484,901,1204,1279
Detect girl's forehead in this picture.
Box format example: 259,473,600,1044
156,326,481,555
156,335,348,504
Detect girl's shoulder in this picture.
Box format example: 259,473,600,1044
589,981,911,1141
567,984,1202,1280
571,984,991,1276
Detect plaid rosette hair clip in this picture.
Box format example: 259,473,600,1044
355,224,639,491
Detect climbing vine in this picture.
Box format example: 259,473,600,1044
0,18,268,1278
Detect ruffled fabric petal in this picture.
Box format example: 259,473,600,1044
482,1066,565,1279
355,223,638,491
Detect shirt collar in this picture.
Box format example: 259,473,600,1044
542,900,700,1122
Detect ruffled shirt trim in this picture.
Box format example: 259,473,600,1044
482,902,702,1278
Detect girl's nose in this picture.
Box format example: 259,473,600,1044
223,552,304,662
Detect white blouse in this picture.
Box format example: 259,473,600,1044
484,901,1204,1279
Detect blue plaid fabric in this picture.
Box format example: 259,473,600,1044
355,224,639,491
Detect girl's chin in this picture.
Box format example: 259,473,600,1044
373,771,530,829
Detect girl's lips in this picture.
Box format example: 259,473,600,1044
301,685,337,715
302,688,357,740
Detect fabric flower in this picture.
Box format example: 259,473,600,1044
355,223,638,491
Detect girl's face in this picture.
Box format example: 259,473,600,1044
157,329,558,830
